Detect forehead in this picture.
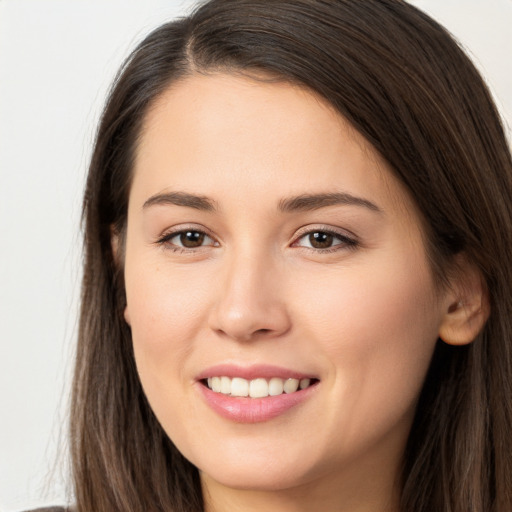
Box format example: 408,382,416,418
131,72,415,218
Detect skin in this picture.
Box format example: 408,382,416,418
122,73,476,512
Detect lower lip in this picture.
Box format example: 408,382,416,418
197,382,318,423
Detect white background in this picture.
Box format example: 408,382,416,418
0,1,510,511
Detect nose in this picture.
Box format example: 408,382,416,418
208,250,291,342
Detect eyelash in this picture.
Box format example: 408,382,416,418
156,226,218,254
292,227,359,253
155,226,359,254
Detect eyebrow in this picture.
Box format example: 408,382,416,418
143,191,217,211
142,190,382,214
278,192,382,213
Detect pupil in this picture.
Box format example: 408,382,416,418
180,231,205,248
309,232,333,249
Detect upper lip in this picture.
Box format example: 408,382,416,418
195,364,317,381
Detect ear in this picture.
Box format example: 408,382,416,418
111,225,122,267
123,304,132,326
438,258,490,346
111,226,131,326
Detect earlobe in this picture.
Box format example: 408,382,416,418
124,306,131,326
111,225,130,325
438,260,490,346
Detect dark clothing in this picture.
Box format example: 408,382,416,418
25,508,68,512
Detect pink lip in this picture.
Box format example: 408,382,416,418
195,363,315,381
195,364,319,424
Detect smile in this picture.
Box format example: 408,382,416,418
205,376,315,398
196,364,320,422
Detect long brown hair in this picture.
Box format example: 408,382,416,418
72,1,512,510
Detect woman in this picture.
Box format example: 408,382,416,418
46,0,512,511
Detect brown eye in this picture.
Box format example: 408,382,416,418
159,229,217,250
180,231,205,248
308,232,334,249
294,229,357,252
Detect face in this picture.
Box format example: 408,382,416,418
123,73,449,501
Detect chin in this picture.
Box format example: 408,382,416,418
194,445,325,493
200,465,312,492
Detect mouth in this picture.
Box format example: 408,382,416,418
196,364,320,422
202,376,319,398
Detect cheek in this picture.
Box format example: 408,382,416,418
123,257,217,454
124,256,212,389
293,253,441,439
296,252,439,348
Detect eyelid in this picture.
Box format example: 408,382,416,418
154,223,358,253
155,224,219,250
294,223,355,238
291,225,359,251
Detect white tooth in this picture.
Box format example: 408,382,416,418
249,378,269,398
284,378,299,394
299,378,311,390
220,376,231,394
231,377,249,397
211,376,221,392
207,377,212,389
268,377,284,396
